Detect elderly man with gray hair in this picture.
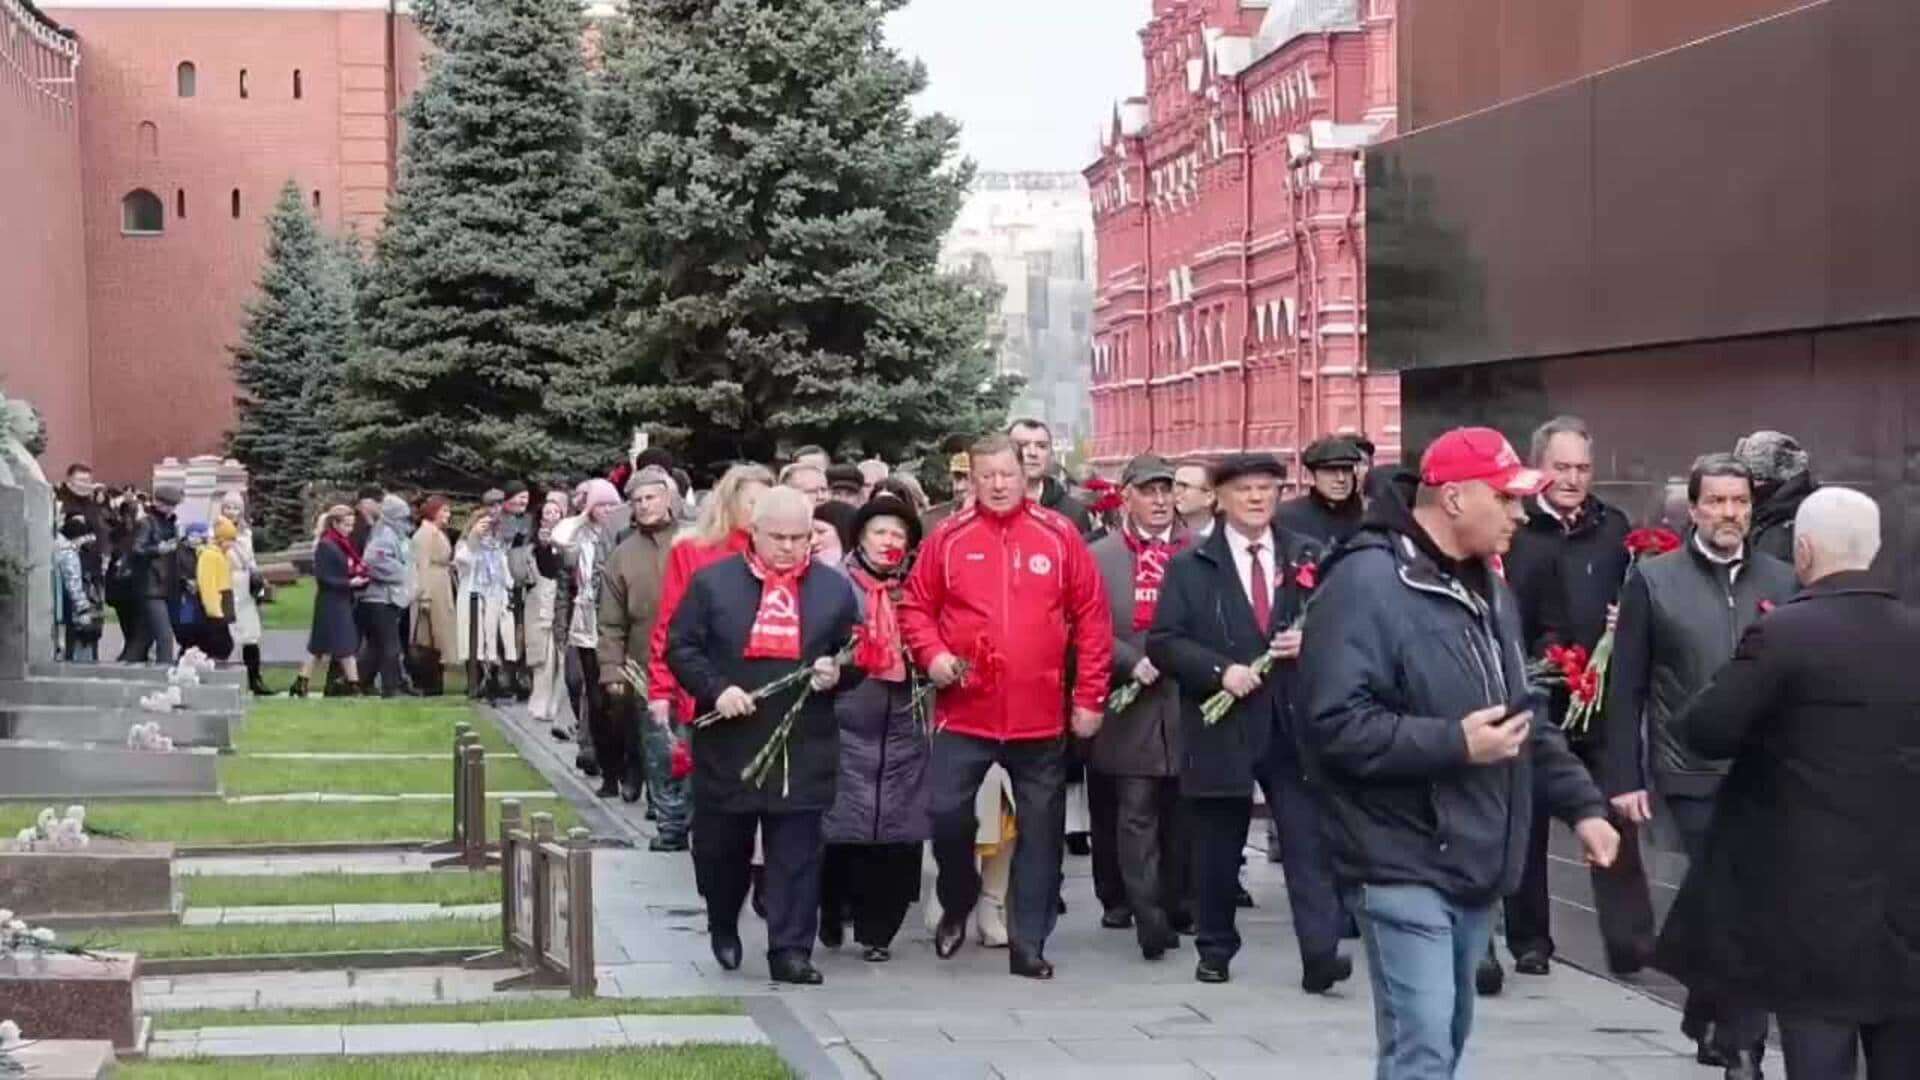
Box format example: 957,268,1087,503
665,485,862,984
1659,487,1920,1080
598,467,686,834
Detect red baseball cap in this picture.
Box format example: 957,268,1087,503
1419,428,1549,497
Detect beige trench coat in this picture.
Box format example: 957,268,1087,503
410,520,457,656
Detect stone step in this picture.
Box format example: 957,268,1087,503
148,1014,768,1059
0,674,244,712
0,741,221,797
31,661,247,688
0,704,239,749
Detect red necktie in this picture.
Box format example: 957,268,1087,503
1248,542,1270,633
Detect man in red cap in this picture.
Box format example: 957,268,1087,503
1300,427,1620,1078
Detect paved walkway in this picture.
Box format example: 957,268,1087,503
484,701,1704,1079
148,1014,766,1059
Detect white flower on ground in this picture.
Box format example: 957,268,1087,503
64,805,85,824
13,828,33,846
34,807,55,831
0,1018,21,1047
29,928,54,946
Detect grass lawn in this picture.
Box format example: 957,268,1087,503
239,699,512,755
77,917,499,960
183,872,501,910
221,755,552,797
258,578,316,632
0,797,579,846
151,997,745,1030
121,1047,793,1079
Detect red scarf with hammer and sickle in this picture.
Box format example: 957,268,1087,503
742,551,808,660
1121,526,1184,632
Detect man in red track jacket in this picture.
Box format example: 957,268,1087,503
900,433,1113,980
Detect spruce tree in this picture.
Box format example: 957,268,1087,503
596,0,1018,466
228,181,353,550
334,0,614,494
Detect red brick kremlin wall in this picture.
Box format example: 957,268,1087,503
0,0,93,471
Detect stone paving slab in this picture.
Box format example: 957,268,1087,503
223,791,556,804
182,902,496,926
176,852,451,877
148,1015,767,1059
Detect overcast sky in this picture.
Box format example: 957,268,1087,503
885,0,1153,175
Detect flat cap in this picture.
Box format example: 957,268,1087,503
1302,436,1364,470
826,464,865,493
1210,453,1288,487
1121,454,1177,488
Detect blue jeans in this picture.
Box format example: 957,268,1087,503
1350,883,1496,1080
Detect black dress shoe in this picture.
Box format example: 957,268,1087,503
1695,1039,1729,1068
1235,885,1256,909
1475,946,1504,997
819,918,844,950
1137,911,1177,961
1009,945,1053,979
1301,953,1353,994
1514,949,1552,976
863,945,891,963
648,835,687,853
1605,945,1648,976
1100,908,1133,930
577,753,600,778
769,951,824,985
551,725,572,742
1065,833,1092,856
596,777,620,798
1195,959,1230,984
934,911,968,959
619,779,642,803
710,928,742,971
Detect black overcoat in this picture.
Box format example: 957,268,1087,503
666,556,861,815
1656,572,1920,1022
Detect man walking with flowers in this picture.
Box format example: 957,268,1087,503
664,486,861,986
1498,416,1654,982
1300,427,1619,1078
899,433,1112,980
1147,452,1347,989
1088,454,1194,962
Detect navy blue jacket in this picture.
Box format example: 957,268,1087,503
1299,503,1606,903
1146,522,1317,799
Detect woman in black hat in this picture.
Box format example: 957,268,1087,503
817,494,931,961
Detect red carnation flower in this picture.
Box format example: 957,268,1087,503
1294,562,1317,590
669,738,693,780
1759,599,1776,615
1625,527,1682,557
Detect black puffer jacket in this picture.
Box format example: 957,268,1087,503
1299,497,1606,903
130,511,181,600
1505,496,1631,655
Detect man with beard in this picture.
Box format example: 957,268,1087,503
1735,430,1818,563
1494,416,1654,985
1277,436,1366,547
1600,453,1797,1076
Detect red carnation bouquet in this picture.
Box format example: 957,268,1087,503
1547,526,1681,735
911,632,1005,736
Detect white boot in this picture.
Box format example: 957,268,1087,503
974,844,1012,948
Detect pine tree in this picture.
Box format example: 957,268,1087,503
334,0,615,494
595,0,1018,466
228,181,354,550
